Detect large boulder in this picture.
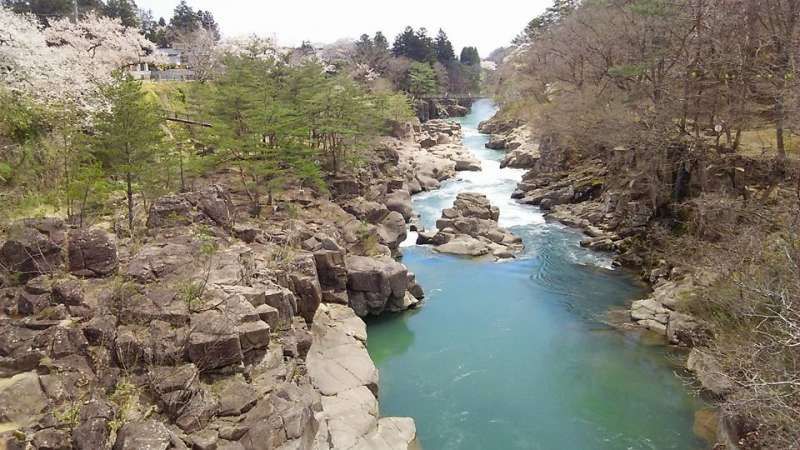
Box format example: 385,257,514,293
260,282,298,330
452,192,500,220
384,190,413,222
667,311,711,347
630,297,670,334
434,235,491,257
288,254,323,323
307,304,377,396
0,218,66,282
309,304,418,450
425,193,523,259
112,420,173,450
126,241,194,283
427,144,481,172
500,145,541,169
314,249,348,292
237,383,319,450
147,184,234,229
485,135,508,150
0,324,43,376
67,228,118,277
687,349,734,397
73,399,115,450
345,256,413,316
32,429,72,450
376,211,407,251
314,247,349,306
0,372,49,427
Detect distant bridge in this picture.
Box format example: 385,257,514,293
416,95,485,101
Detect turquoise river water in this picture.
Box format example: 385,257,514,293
366,99,707,450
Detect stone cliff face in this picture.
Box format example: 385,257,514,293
414,98,472,122
0,115,481,450
0,186,422,450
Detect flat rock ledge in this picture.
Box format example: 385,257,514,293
479,119,540,170
388,119,481,194
417,192,523,259
308,303,418,449
629,272,714,347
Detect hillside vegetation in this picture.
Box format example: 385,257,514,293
491,0,800,447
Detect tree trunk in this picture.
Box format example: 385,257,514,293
126,171,134,234
775,93,787,177
80,186,90,229
179,146,186,193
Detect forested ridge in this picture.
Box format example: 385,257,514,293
491,1,799,447
0,0,486,228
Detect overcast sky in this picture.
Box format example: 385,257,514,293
137,0,551,56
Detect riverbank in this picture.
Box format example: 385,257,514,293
479,105,800,448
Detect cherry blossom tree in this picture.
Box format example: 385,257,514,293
0,7,160,110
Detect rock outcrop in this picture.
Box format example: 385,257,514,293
67,228,118,277
629,273,713,345
308,304,418,449
346,256,421,316
0,218,66,282
418,193,523,259
414,98,471,122
384,119,481,194
687,348,734,397
146,184,234,229
0,182,422,450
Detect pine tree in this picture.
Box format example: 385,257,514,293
105,0,139,28
434,29,455,64
392,26,435,62
373,31,389,52
196,10,220,40
170,0,198,33
407,62,438,98
459,47,481,65
204,56,322,214
93,72,164,233
355,32,390,73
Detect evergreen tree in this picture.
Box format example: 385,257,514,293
2,0,105,25
93,72,164,233
204,56,321,213
434,29,455,64
392,26,435,62
170,0,198,33
407,62,438,98
354,32,390,73
354,34,374,61
196,9,220,40
371,31,391,73
459,46,480,65
201,55,412,209
105,0,139,27
373,31,389,52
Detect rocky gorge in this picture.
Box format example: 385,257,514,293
367,99,707,449
0,109,484,449
0,97,742,450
